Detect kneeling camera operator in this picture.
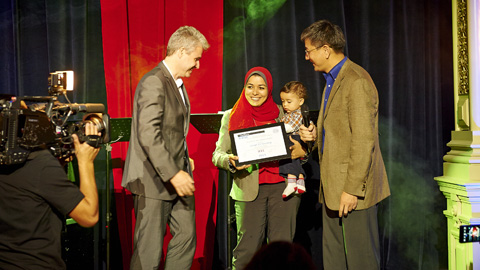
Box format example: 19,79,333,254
0,71,110,269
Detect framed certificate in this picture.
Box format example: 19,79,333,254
230,122,291,166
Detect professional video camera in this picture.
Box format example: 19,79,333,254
0,71,110,165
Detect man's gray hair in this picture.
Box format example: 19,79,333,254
166,26,210,56
301,20,346,54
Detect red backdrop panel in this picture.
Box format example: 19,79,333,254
101,0,223,269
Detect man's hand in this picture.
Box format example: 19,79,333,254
73,123,100,165
299,123,317,143
339,192,358,217
170,170,195,196
289,136,306,159
228,155,251,171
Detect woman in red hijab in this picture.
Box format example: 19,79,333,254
213,67,303,270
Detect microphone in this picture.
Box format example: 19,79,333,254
70,103,105,113
301,103,310,128
55,103,105,113
301,103,313,151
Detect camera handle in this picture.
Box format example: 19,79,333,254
84,135,101,148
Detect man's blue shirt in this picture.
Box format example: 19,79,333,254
322,56,347,153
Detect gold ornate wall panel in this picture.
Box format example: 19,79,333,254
435,1,480,269
456,0,469,96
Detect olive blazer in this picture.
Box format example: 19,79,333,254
122,62,191,200
317,58,390,210
212,106,283,202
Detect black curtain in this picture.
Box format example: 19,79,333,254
0,0,107,102
0,1,120,269
223,0,453,269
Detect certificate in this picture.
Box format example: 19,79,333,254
230,122,291,166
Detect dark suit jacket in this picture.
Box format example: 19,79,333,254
122,61,191,200
317,58,390,210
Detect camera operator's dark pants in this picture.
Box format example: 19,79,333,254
322,202,380,270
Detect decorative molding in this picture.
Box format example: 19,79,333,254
457,0,469,95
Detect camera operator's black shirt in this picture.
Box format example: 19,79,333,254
0,150,84,270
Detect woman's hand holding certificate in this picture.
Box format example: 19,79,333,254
228,154,251,171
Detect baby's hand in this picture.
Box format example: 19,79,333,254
289,136,306,160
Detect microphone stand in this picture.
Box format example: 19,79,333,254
103,118,132,270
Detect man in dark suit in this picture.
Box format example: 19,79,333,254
299,20,390,269
122,26,209,270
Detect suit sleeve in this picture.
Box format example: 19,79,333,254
136,75,179,182
343,78,377,197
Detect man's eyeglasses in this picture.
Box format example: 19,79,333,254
305,45,325,57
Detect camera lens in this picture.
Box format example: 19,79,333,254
84,115,105,132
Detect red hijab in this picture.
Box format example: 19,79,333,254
229,67,280,131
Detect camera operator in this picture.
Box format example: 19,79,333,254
0,122,100,269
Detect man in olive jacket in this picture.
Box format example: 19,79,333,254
299,20,390,270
